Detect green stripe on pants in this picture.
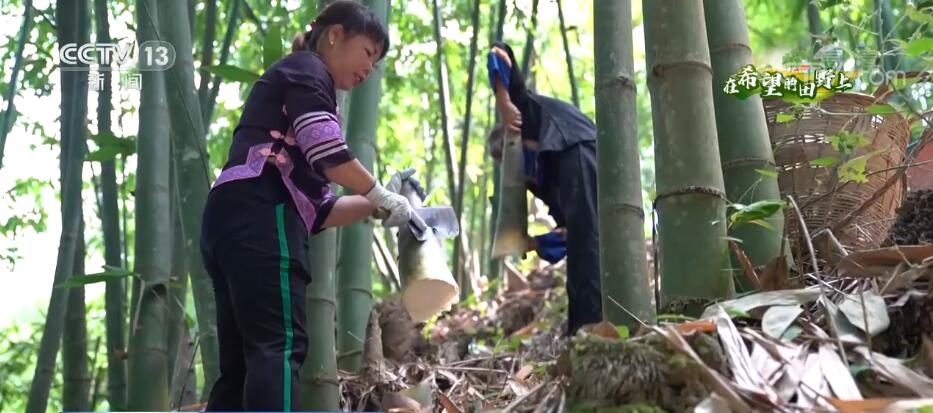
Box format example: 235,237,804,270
275,204,293,411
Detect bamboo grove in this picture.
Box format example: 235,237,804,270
0,0,931,410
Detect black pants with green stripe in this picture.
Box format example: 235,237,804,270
201,167,311,412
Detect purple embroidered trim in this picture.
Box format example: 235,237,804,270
212,141,320,234
296,119,343,153
212,143,273,188
270,152,318,234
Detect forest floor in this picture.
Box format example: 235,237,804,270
341,194,933,413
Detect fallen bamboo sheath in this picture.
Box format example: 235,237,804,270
491,128,530,259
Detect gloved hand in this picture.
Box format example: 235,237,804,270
386,167,427,201
533,229,567,264
364,182,414,228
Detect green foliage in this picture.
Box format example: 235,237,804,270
810,156,839,167
865,103,898,115
263,23,284,70
56,266,136,288
838,153,871,183
727,200,785,230
828,131,870,155
905,37,933,56
87,132,136,162
0,295,110,412
206,64,261,83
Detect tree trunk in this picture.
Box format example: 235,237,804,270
166,183,189,395
453,0,482,301
25,1,89,411
520,0,539,78
705,0,784,292
336,0,388,373
63,219,91,411
300,229,340,411
593,0,655,328
430,0,458,202
94,0,127,407
0,0,33,170
204,0,241,126
160,0,221,398
300,2,341,405
197,0,218,114
643,0,733,314
127,0,172,408
487,0,507,281
63,1,93,409
556,0,579,108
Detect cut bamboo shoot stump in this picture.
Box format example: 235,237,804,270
396,180,460,322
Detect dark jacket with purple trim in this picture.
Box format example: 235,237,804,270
211,51,354,234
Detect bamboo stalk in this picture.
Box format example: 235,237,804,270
705,0,784,291
594,0,655,327
126,0,172,408
94,0,127,407
25,1,89,411
453,0,482,300
643,0,734,312
0,0,34,170
556,0,579,108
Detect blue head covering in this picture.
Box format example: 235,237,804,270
487,50,512,89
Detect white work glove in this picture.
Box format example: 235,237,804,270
364,182,414,228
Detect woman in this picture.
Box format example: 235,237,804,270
486,42,603,336
200,2,411,410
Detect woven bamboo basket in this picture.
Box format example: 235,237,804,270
763,93,910,252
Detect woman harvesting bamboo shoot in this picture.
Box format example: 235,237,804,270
487,42,602,336
199,2,414,410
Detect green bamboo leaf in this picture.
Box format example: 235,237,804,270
263,24,283,70
57,266,136,288
776,112,797,123
750,219,774,230
755,168,779,178
729,200,785,227
207,64,261,83
839,155,870,183
865,104,897,115
906,5,933,24
891,76,922,90
810,156,839,167
615,325,630,339
905,37,933,56
829,131,871,154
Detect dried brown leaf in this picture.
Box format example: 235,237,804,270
671,319,717,334
829,397,933,412
750,343,784,385
836,245,933,277
437,391,463,413
713,308,780,405
759,254,790,291
700,288,821,319
514,365,533,382
856,347,933,397
729,240,763,290
818,345,862,400
761,305,803,339
587,320,621,340
694,393,732,413
382,392,423,413
797,352,831,410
